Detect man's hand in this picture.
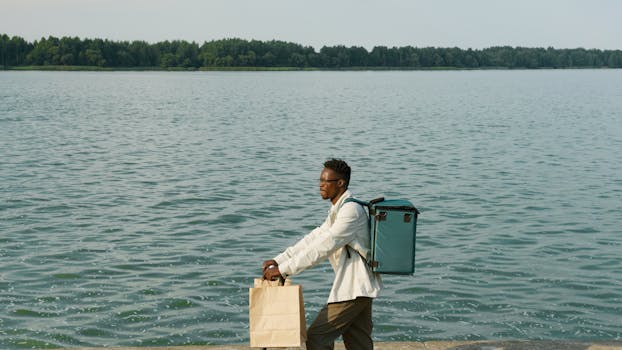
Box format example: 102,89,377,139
262,259,278,272
262,260,283,281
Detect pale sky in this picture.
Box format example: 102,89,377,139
2,0,620,50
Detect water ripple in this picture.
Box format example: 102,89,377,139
1,70,622,348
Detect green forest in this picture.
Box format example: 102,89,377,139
2,34,622,70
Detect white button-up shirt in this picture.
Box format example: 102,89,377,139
274,190,382,303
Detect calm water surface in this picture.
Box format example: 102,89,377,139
1,70,621,348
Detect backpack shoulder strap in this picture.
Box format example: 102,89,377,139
344,197,369,207
342,198,368,260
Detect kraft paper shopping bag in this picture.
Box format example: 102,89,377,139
249,278,306,348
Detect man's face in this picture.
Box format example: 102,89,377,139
319,167,344,201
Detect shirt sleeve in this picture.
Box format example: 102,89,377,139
274,226,321,265
277,203,363,276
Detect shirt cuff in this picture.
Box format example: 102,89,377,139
275,248,293,264
276,259,292,277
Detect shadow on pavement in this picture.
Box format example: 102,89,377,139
445,340,619,350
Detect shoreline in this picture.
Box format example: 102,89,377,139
64,340,622,350
2,65,619,72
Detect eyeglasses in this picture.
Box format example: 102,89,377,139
318,178,341,185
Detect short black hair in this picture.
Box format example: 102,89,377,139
323,158,351,188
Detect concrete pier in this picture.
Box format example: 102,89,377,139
67,340,622,350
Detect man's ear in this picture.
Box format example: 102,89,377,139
338,179,346,188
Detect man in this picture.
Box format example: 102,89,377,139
263,158,382,350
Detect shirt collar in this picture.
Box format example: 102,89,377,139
330,190,353,212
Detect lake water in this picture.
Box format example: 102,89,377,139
1,70,621,349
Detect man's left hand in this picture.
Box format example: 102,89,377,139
263,264,283,281
262,259,278,272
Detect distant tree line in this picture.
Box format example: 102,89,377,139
2,34,622,69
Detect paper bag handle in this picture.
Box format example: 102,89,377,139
254,277,290,288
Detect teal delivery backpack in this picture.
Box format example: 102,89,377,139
346,197,420,275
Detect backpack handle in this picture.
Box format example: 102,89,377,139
369,197,385,205
344,197,385,208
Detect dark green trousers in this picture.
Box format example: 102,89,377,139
306,297,373,350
